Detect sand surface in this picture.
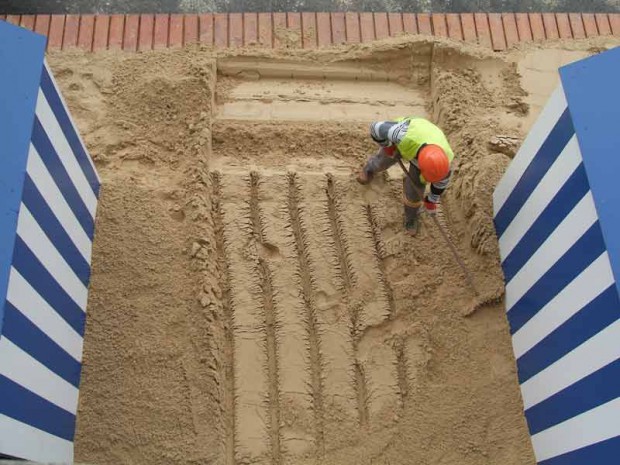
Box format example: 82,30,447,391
48,35,618,465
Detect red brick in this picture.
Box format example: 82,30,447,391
199,14,213,45
402,13,417,34
123,15,139,50
374,13,389,39
595,13,611,35
6,15,20,25
169,14,184,47
184,14,199,45
569,13,585,39
229,13,242,47
93,15,110,51
360,13,375,42
581,13,598,38
20,15,36,31
243,13,258,46
47,15,65,50
515,13,533,41
345,12,360,43
258,13,272,47
417,13,432,36
78,15,95,51
34,15,51,39
502,13,518,47
474,13,492,48
432,13,447,37
529,13,545,40
108,15,125,50
460,13,476,41
138,14,154,51
287,12,302,47
63,15,80,49
388,13,403,36
302,12,317,48
332,12,346,44
214,13,228,48
610,14,620,36
273,12,286,48
542,13,559,39
555,13,572,39
446,13,462,40
317,12,332,47
488,13,506,50
154,14,169,48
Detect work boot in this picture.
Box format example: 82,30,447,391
356,169,373,185
404,212,419,236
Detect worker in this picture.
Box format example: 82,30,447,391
357,117,454,236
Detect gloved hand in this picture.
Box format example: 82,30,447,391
424,195,438,215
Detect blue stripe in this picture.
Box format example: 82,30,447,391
40,66,100,197
31,117,95,240
526,358,620,436
517,285,620,384
12,236,85,337
0,373,75,441
502,164,589,283
540,435,620,465
2,302,81,388
494,109,574,237
507,222,606,335
22,174,91,287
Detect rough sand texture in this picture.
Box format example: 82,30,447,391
48,36,618,465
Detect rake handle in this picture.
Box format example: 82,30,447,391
396,158,479,296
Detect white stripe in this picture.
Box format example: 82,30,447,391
513,253,614,359
27,144,93,263
531,397,620,461
494,84,567,215
521,319,620,410
44,61,101,183
0,413,73,463
506,192,597,311
17,205,88,310
499,135,582,258
36,88,97,217
6,268,83,362
0,338,79,414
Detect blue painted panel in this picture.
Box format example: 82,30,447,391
502,164,589,283
2,302,81,388
560,46,620,301
12,237,86,336
539,432,620,465
526,358,620,435
31,118,95,239
494,110,574,238
40,67,100,196
507,222,606,334
0,374,75,441
517,285,620,384
0,21,46,334
22,175,91,286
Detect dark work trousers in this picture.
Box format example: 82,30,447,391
364,147,426,225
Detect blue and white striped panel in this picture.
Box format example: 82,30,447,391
494,83,620,464
0,62,100,463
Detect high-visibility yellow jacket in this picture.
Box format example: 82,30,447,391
393,117,455,163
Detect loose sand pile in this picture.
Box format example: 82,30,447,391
47,35,618,465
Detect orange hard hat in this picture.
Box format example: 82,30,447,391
418,144,450,183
